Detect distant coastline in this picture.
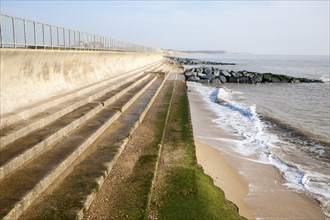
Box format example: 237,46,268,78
179,50,227,54
162,49,241,55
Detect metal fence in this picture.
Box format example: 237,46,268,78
0,14,160,52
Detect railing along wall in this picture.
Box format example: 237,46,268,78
0,14,160,52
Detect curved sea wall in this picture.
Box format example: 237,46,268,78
0,49,163,115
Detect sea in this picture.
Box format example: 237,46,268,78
180,54,330,217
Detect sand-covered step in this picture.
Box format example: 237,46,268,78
0,59,163,131
0,75,160,220
0,74,153,181
18,76,168,220
105,80,156,113
0,63,162,149
148,59,174,74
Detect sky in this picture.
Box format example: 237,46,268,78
1,0,329,55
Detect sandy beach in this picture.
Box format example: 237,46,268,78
187,84,326,220
195,140,255,219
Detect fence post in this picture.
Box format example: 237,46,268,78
50,25,53,49
83,32,85,50
101,36,103,50
33,22,36,48
0,15,3,47
42,23,45,49
73,31,77,49
56,26,59,49
68,29,71,50
12,17,16,48
24,19,27,48
62,28,66,49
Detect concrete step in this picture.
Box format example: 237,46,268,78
0,74,156,181
0,59,163,131
18,72,171,220
0,73,162,220
152,60,172,74
0,59,165,148
0,67,155,149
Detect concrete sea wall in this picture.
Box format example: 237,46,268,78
0,49,163,115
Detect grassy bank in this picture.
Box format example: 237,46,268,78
149,79,246,220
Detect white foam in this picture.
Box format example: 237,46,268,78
320,75,330,82
217,87,234,104
189,82,275,157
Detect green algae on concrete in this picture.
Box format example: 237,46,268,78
149,80,246,220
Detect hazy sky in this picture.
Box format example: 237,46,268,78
1,1,329,55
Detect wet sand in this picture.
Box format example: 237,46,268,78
187,85,326,220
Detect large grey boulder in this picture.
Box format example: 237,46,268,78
200,74,215,80
251,74,263,84
196,68,203,73
246,72,256,78
241,70,248,76
310,79,323,83
221,70,232,77
185,71,196,77
262,74,272,83
187,76,200,82
204,67,213,75
232,72,243,77
228,76,239,83
208,74,216,80
271,77,281,83
238,77,251,83
211,78,221,84
198,79,210,84
197,72,207,78
213,69,220,76
219,75,227,83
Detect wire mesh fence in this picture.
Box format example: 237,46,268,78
0,14,160,52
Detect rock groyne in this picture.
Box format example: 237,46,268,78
167,57,236,65
184,66,323,84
